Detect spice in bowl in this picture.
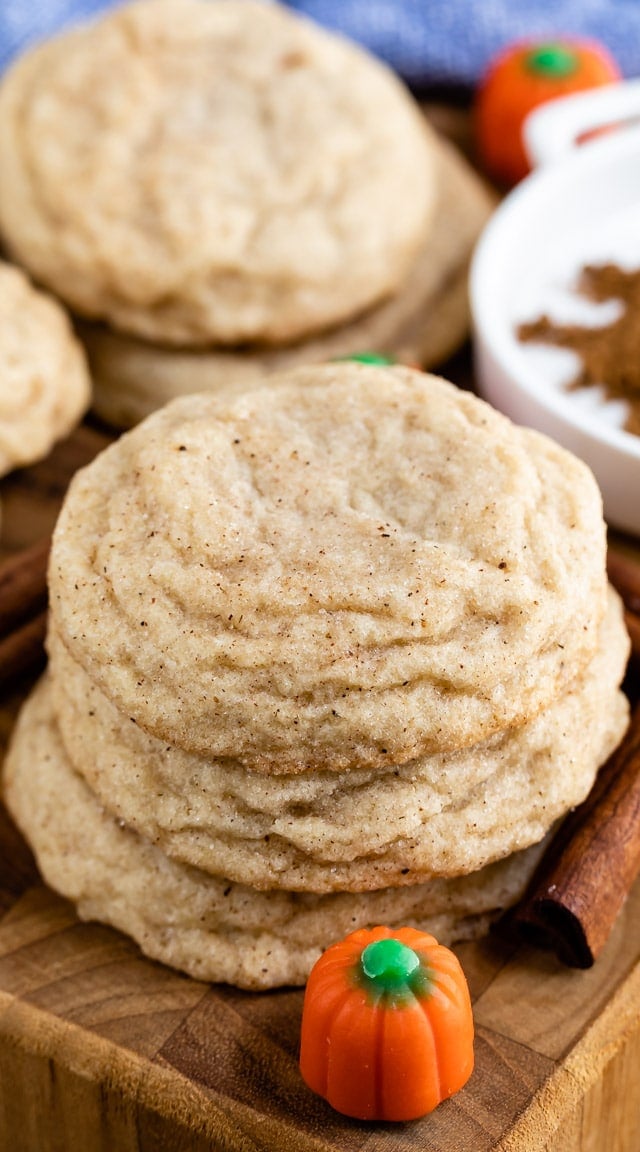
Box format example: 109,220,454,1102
518,262,640,436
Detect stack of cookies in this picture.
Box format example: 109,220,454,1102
4,364,630,988
0,0,493,430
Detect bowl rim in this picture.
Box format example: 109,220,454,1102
470,125,640,464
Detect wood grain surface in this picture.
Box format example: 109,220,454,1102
1,382,640,1150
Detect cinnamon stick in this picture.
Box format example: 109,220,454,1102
624,609,640,661
0,537,49,636
511,703,640,967
0,538,50,689
0,611,48,692
607,547,640,617
607,547,640,679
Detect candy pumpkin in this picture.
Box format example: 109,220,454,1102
475,38,621,186
299,925,474,1122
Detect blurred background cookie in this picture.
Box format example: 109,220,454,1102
0,0,493,429
0,0,434,346
0,260,90,480
81,131,494,429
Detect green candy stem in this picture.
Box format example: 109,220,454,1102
525,43,579,78
360,938,421,992
337,352,396,366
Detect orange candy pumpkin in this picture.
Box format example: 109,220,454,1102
475,39,621,186
299,925,474,1122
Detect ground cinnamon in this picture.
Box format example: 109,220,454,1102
517,263,640,435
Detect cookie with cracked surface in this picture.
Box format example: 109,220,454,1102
46,589,629,890
3,675,550,990
0,260,90,477
80,132,494,429
48,364,608,773
0,0,435,347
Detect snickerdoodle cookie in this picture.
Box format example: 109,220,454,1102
80,132,494,429
46,589,629,891
0,261,90,477
0,0,435,347
48,365,608,773
3,675,552,990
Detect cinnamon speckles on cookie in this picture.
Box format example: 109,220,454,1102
2,675,554,990
4,361,625,988
47,592,629,891
48,364,608,772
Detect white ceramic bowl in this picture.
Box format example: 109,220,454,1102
470,82,640,536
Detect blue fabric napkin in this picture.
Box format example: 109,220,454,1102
288,0,640,88
1,0,639,87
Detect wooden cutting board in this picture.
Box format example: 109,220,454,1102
1,414,640,1152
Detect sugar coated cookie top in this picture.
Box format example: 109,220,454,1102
49,364,607,771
